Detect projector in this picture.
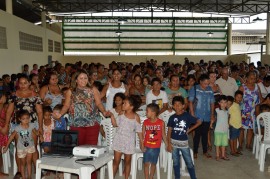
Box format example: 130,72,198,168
73,145,108,157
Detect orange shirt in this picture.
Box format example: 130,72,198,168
143,118,163,148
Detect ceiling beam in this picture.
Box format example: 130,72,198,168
32,1,269,14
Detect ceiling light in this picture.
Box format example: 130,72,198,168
115,30,122,36
207,32,213,37
253,17,263,22
118,18,127,24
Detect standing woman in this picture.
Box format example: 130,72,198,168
101,69,129,111
5,75,43,176
56,69,108,179
239,71,263,150
39,72,64,109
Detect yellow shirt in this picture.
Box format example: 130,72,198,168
229,102,242,129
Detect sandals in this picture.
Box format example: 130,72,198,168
236,151,243,155
230,152,239,157
208,146,212,152
221,156,230,161
203,153,212,159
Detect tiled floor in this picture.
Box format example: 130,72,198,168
1,147,270,179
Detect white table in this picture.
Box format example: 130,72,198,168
35,154,114,179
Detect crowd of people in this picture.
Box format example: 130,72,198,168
0,58,269,179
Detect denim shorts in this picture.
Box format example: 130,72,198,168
143,147,160,164
229,126,240,140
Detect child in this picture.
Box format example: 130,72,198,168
228,90,243,156
110,95,143,179
52,104,67,130
212,95,230,161
41,106,54,153
100,92,125,138
167,96,201,179
146,78,168,115
3,110,38,179
111,92,125,118
142,103,167,179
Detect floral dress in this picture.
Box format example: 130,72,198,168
242,84,260,129
8,95,43,129
0,109,8,147
68,88,101,127
112,114,142,154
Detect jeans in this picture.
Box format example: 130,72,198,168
172,147,197,179
193,121,210,154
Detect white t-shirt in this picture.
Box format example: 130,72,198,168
146,90,168,109
258,82,270,98
215,77,238,97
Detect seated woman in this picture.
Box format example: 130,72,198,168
40,72,64,109
129,75,146,104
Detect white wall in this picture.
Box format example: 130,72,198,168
0,10,63,76
62,55,228,67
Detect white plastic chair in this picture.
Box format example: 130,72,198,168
2,147,11,174
258,112,270,172
131,116,161,179
167,148,194,179
158,110,175,172
253,113,263,159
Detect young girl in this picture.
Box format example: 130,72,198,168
110,95,143,179
29,74,40,93
212,95,230,161
41,106,54,153
111,92,125,118
143,103,167,179
4,110,38,179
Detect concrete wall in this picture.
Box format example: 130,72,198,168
262,55,270,65
0,10,63,76
62,55,229,67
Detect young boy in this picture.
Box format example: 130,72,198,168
167,96,201,179
142,103,167,179
52,104,67,130
146,78,168,115
228,90,243,156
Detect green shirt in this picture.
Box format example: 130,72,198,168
165,87,188,107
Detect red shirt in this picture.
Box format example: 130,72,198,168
143,118,163,148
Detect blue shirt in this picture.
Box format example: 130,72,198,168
54,116,67,130
188,85,215,122
167,112,197,141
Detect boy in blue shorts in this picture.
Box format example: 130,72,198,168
143,103,167,179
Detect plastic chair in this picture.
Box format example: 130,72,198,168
253,113,263,159
258,112,270,172
131,116,161,179
167,148,194,179
2,147,11,174
158,110,175,172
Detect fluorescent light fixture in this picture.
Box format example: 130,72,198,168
115,30,122,36
207,32,214,37
118,18,127,24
